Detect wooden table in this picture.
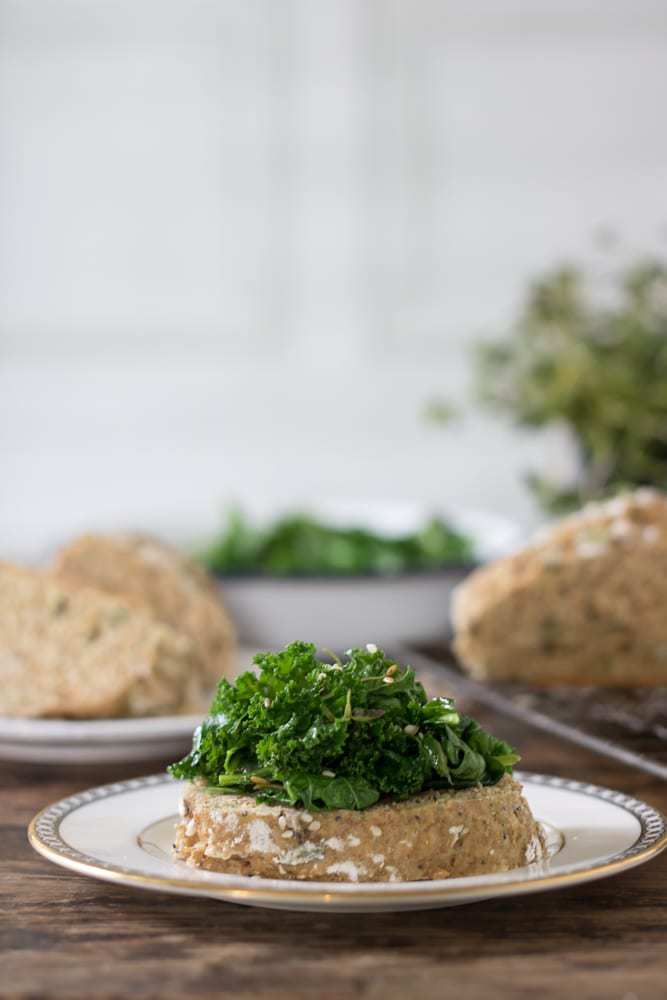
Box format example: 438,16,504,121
2,705,666,1000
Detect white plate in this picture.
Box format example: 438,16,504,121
0,713,204,763
0,646,258,764
28,772,667,913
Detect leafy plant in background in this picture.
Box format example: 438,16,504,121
200,508,473,576
475,256,667,513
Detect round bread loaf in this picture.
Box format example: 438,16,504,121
54,533,235,685
452,488,667,686
174,774,544,882
0,562,206,717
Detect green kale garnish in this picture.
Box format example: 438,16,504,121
169,642,519,810
199,508,473,576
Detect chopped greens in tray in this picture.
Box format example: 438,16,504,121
169,642,520,811
199,509,473,577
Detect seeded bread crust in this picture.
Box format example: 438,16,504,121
0,562,207,717
173,774,544,883
54,533,235,685
452,488,667,686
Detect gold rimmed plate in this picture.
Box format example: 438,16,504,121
28,772,667,913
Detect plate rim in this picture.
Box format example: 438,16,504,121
27,771,667,905
0,713,204,744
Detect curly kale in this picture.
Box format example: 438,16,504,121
169,642,520,810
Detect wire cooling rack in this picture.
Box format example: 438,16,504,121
402,643,667,782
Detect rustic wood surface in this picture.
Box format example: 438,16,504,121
1,702,666,1000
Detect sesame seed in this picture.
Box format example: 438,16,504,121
636,487,658,506
250,775,271,787
322,769,336,778
575,540,607,559
263,698,272,708
366,643,378,653
386,664,398,676
404,724,419,736
382,676,394,685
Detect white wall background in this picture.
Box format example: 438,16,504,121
2,0,667,554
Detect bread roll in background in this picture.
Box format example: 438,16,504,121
452,489,667,687
0,562,207,718
53,533,236,686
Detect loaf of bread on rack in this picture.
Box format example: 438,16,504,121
0,562,207,717
53,533,235,685
452,489,667,686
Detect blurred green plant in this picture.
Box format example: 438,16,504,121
474,257,667,513
199,508,473,576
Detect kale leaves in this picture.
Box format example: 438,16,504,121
199,509,473,576
169,642,519,810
